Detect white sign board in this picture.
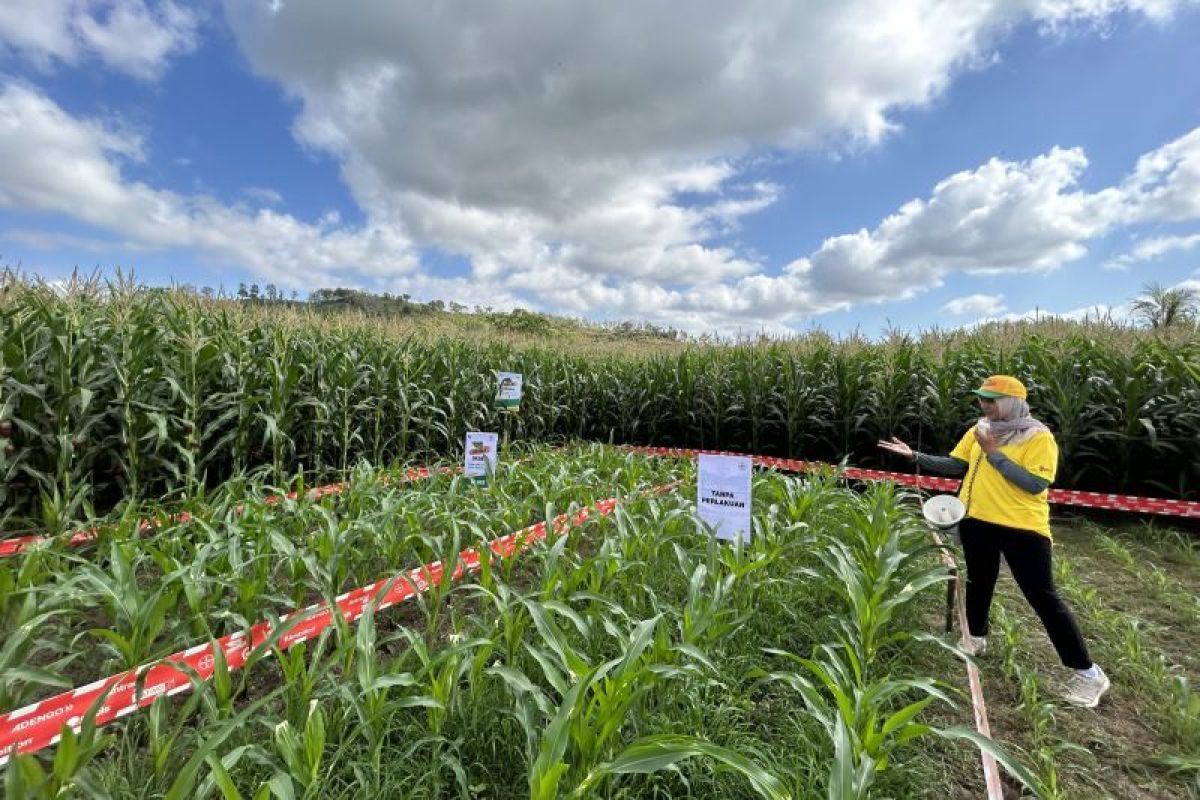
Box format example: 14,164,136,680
495,371,523,412
464,431,499,485
696,454,752,543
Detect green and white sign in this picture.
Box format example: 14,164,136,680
464,431,499,485
495,371,522,412
697,454,752,543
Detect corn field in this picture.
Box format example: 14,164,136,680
3,445,1030,799
3,277,1199,533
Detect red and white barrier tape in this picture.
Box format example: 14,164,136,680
7,446,1193,561
625,447,1200,519
0,466,457,559
0,488,641,764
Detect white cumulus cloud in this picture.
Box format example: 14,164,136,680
942,293,1007,316
3,0,1200,334
1104,232,1200,270
213,0,1197,330
1121,127,1200,224
0,81,419,286
0,0,200,80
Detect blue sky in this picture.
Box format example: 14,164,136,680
1,1,1198,337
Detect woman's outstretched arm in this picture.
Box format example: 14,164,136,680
878,436,968,476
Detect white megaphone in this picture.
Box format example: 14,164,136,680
922,494,965,530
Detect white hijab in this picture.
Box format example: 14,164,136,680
980,396,1051,446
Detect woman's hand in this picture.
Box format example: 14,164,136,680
877,436,914,460
974,426,999,454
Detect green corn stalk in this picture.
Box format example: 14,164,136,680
73,541,182,669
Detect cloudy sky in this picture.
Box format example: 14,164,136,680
1,1,1198,336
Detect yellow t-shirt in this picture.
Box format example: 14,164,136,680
949,427,1058,538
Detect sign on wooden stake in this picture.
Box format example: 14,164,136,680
464,432,499,485
697,453,752,542
495,372,523,412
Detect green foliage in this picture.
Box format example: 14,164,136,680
1129,281,1200,329
0,446,1007,798
4,274,1198,535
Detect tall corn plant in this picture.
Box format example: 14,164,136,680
0,280,36,528
862,336,925,458
255,326,309,484
1141,341,1200,497
822,347,879,461
1019,336,1113,488
205,317,263,480
917,333,992,458
20,281,111,531
101,287,174,502
770,347,832,459
160,293,223,499
729,345,783,456
5,276,1200,530
669,351,701,448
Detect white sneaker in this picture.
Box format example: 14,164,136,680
1063,666,1110,708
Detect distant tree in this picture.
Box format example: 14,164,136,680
489,308,552,335
265,283,278,302
1130,282,1199,328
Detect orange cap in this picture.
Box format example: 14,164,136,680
972,374,1027,400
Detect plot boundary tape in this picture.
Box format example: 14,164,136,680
0,466,458,558
624,446,1200,518
0,481,675,764
8,444,1194,560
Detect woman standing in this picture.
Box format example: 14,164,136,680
878,374,1110,707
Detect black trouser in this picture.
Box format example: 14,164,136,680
959,517,1091,670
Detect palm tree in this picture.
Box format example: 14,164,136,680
1129,282,1199,329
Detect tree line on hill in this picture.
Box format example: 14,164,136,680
219,283,685,339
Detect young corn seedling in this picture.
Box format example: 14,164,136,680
0,610,74,708
2,689,113,800
495,604,787,800
389,626,484,796
339,602,415,771
1164,675,1200,749
767,642,951,792
992,604,1023,682
1012,669,1089,800
275,634,334,726
1096,534,1138,570
71,541,183,670
266,700,327,799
